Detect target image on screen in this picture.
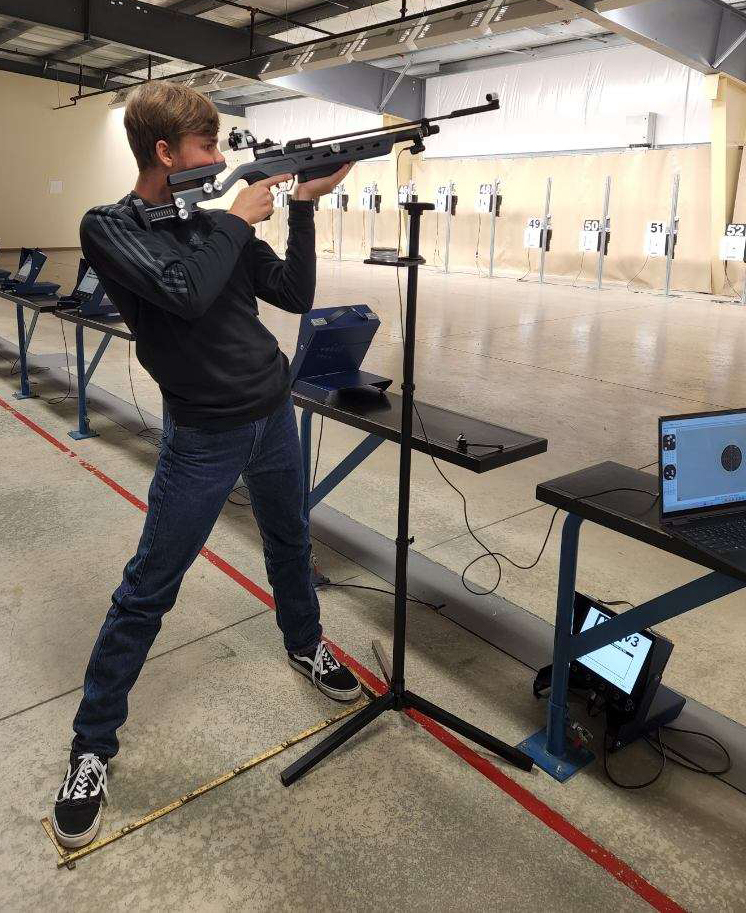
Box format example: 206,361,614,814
577,606,652,695
13,257,32,281
78,267,99,294
661,411,746,515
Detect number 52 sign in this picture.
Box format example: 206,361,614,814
720,223,746,262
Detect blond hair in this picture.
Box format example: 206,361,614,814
123,81,220,171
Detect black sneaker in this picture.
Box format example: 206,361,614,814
288,640,362,702
52,752,109,849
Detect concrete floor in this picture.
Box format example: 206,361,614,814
1,248,746,911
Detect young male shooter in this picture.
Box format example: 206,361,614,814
52,82,358,849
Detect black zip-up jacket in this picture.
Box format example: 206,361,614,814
80,192,315,429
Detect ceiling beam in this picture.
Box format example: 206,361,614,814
0,0,425,117
0,51,135,91
44,36,110,62
114,53,176,75
551,0,746,84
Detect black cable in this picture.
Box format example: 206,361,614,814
128,341,157,437
572,251,586,287
319,580,444,612
604,727,667,790
646,726,732,776
45,320,73,405
723,262,739,298
457,485,659,596
517,250,532,282
227,484,252,507
626,255,650,291
312,414,324,490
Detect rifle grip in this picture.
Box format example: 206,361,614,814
297,164,340,183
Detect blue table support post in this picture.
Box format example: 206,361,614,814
547,512,584,758
519,512,594,781
13,303,37,400
520,510,746,781
70,324,95,440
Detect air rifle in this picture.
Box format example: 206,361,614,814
133,94,499,229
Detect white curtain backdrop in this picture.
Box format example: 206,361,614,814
423,44,711,157
244,96,382,145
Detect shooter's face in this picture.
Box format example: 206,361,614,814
157,132,226,184
172,132,226,171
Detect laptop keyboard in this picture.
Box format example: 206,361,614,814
678,516,746,551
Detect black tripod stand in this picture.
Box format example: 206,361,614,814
280,201,534,787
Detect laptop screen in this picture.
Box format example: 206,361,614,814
13,257,32,282
660,410,746,517
78,267,99,295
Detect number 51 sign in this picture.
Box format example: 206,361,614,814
644,220,668,258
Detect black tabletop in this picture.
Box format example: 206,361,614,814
0,290,60,313
536,461,746,582
292,388,547,473
56,309,134,341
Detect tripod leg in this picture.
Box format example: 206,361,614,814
405,691,533,772
281,691,395,786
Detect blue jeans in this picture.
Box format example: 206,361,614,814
72,396,322,758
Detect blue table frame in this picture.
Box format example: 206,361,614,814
0,291,60,400
56,310,134,440
521,461,746,781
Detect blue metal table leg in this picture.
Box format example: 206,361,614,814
547,512,584,756
519,512,594,781
69,323,97,440
13,304,35,399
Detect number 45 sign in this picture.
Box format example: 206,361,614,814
720,223,746,262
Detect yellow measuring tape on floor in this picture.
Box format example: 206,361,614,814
42,690,373,869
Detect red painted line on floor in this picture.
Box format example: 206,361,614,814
0,393,687,913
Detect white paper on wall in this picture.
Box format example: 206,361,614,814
423,44,710,158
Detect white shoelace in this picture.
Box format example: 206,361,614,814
311,641,341,687
56,753,109,804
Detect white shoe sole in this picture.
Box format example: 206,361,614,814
52,805,103,850
288,656,362,702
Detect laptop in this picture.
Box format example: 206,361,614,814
659,408,746,570
58,259,119,318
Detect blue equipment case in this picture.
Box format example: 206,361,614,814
1,248,60,297
290,305,392,401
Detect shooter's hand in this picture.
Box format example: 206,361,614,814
294,163,353,202
229,174,293,225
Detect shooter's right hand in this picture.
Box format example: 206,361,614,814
228,174,293,225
